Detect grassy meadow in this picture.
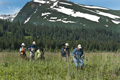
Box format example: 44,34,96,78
0,51,120,80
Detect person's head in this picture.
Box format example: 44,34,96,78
78,44,82,50
32,41,36,45
21,43,25,47
65,43,69,48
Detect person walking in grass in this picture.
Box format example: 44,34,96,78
72,44,85,70
35,47,41,60
29,41,36,60
40,47,45,60
19,43,27,59
61,43,70,61
35,47,45,60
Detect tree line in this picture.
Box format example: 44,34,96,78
0,20,120,52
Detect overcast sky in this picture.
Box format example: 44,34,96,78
0,0,120,15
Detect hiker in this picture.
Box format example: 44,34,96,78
40,47,45,60
19,43,27,59
29,41,36,60
61,43,65,57
72,44,85,69
35,47,41,60
35,47,45,60
61,43,70,61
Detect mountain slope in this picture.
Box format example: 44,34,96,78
13,0,120,31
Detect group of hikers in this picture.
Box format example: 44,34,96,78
19,41,85,69
61,43,84,69
19,41,45,60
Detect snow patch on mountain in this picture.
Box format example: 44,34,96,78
50,17,57,19
59,2,72,6
48,19,76,23
112,20,120,24
50,1,58,8
48,19,56,22
43,16,47,19
39,4,41,6
42,12,51,16
83,8,97,13
33,0,50,4
75,3,109,10
83,5,109,10
24,17,31,24
24,9,38,24
56,19,62,21
33,8,38,13
105,25,109,27
96,10,120,19
51,6,100,22
33,0,46,4
0,17,3,19
83,8,120,20
63,18,67,20
33,0,58,4
50,0,57,1
11,13,18,21
62,20,76,23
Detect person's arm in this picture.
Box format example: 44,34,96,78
28,45,32,51
81,49,85,58
61,48,64,54
81,54,85,58
19,48,22,52
72,48,76,56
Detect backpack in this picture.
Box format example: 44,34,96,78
20,48,25,55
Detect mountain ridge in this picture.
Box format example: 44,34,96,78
0,13,18,22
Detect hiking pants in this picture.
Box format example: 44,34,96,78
20,54,26,59
30,51,35,60
74,58,84,68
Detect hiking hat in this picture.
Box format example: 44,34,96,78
65,43,69,46
78,44,82,49
21,43,25,46
32,41,36,45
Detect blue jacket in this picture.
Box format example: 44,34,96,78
72,48,83,59
29,45,36,52
30,45,36,48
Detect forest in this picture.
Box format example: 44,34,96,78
0,19,120,52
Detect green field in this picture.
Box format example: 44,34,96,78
0,52,120,80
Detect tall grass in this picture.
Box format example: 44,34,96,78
0,52,120,80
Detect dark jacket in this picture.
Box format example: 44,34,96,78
62,47,70,57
